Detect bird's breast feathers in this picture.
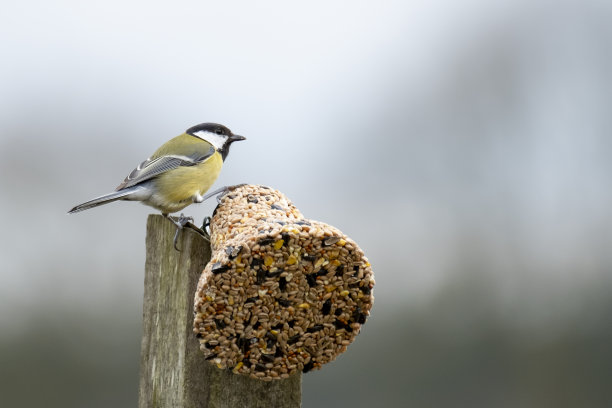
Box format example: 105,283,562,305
154,151,223,205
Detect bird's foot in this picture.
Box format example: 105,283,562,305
164,213,209,251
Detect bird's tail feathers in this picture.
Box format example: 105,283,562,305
68,186,145,214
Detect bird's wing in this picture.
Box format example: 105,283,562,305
115,146,215,190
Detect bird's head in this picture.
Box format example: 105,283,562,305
186,122,246,161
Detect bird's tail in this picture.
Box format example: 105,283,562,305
68,186,146,214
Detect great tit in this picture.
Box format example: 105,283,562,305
68,122,246,244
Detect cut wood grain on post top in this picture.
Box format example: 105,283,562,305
139,214,302,408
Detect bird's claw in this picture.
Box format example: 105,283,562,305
164,213,209,251
164,213,192,251
163,184,246,250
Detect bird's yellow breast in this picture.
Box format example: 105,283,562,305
154,151,223,208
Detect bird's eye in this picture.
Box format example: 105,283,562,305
215,128,223,135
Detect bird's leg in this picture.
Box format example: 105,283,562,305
163,213,192,251
164,213,194,228
165,184,247,250
193,192,205,203
200,183,248,204
163,213,209,250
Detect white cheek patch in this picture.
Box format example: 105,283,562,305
193,130,227,150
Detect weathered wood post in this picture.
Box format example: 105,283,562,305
139,214,302,408
139,184,373,407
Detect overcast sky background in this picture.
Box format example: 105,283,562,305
1,1,611,406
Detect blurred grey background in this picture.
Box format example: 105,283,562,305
1,0,611,407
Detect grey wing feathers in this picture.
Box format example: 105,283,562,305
115,147,215,190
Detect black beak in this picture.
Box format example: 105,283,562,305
221,134,245,161
230,134,246,142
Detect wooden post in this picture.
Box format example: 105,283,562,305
139,214,302,408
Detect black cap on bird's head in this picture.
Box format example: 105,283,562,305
187,122,246,161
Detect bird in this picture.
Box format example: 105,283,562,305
68,122,246,247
